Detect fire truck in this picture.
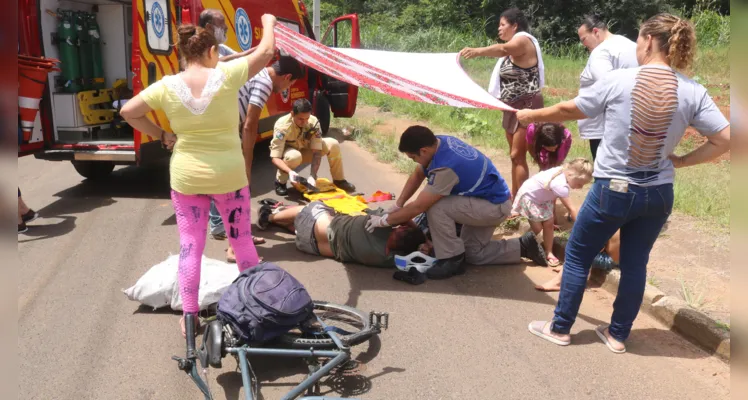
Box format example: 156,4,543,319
18,0,360,179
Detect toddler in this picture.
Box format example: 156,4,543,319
511,158,593,266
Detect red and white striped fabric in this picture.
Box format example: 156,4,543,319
273,24,515,112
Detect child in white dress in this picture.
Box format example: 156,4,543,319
511,158,593,266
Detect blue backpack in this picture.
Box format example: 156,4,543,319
217,262,314,344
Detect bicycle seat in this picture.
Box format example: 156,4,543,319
199,319,224,368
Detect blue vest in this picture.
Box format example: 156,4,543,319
426,135,510,204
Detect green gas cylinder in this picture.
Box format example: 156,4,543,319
87,13,105,90
56,9,82,93
76,11,93,90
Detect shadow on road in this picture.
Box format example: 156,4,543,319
215,351,402,400
571,327,716,360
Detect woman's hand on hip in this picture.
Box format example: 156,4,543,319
161,132,177,151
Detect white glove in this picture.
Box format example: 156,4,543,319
386,204,402,214
288,171,300,183
307,176,317,188
365,214,390,233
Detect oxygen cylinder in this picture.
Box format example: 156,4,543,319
76,11,93,90
57,9,82,93
88,13,105,90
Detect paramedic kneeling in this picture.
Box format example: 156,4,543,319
365,126,547,279
270,99,356,196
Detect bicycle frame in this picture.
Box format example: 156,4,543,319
175,314,364,400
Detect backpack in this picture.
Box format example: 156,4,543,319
216,262,314,344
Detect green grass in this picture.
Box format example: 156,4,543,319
678,277,709,311
715,321,731,333
347,118,415,173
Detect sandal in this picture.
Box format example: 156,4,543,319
528,321,570,346
595,325,626,354
259,199,282,208
253,236,266,245
547,255,561,268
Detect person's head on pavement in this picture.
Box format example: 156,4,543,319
198,9,228,44
386,225,428,255
269,55,305,93
177,24,219,68
497,7,529,42
291,98,313,129
578,13,609,51
398,125,439,168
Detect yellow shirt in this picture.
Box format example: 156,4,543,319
138,59,249,195
269,113,322,158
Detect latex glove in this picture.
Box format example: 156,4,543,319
365,214,390,233
386,203,402,214
307,176,317,188
288,171,300,183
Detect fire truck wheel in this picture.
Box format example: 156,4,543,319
314,93,331,136
71,161,115,180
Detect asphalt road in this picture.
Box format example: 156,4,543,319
18,133,729,399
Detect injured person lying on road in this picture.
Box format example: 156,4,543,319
256,201,427,267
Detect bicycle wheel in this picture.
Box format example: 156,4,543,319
276,301,378,349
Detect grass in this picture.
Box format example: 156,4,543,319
647,274,661,288
678,277,709,311
348,118,415,173
715,321,730,333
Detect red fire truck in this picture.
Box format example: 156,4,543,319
18,0,360,179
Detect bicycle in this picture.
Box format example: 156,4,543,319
172,301,390,400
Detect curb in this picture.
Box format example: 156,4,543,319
516,224,731,361
588,268,730,361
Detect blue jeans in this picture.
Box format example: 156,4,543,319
551,179,673,342
208,199,225,236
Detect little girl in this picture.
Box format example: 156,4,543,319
526,122,572,171
511,158,593,266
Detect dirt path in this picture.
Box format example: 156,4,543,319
348,105,731,327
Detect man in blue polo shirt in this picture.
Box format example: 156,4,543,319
366,125,547,279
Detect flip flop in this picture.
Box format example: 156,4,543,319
528,321,570,346
547,256,561,268
259,199,282,208
253,236,266,245
595,325,626,354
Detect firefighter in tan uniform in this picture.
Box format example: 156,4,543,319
270,99,356,196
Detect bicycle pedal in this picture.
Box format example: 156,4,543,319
369,311,389,330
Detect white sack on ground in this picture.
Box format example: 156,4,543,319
123,255,240,311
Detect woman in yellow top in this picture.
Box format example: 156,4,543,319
121,15,277,335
